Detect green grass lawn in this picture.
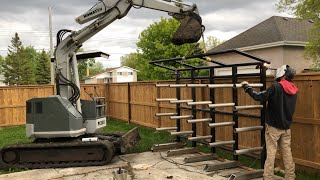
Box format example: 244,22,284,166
0,119,319,179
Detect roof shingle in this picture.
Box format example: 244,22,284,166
210,16,314,52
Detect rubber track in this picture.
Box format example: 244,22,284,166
0,140,114,169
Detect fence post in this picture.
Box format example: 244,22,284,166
106,83,110,119
156,81,161,128
127,82,131,124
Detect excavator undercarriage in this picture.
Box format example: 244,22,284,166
0,128,139,169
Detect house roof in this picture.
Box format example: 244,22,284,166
85,66,138,79
210,16,314,52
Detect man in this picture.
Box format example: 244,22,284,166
241,65,298,180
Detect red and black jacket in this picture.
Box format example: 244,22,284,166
244,80,298,130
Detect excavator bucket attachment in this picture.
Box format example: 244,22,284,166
118,127,140,153
171,12,203,45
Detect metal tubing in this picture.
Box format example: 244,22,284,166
234,83,263,88
235,105,263,110
155,112,177,116
229,170,264,180
183,154,217,164
170,84,187,87
208,84,234,88
235,50,269,63
191,70,197,147
209,122,235,128
156,127,177,131
174,60,196,68
207,83,263,88
170,131,193,136
180,106,261,119
151,142,184,152
234,126,264,133
170,99,193,104
186,84,208,87
232,66,239,161
170,115,193,120
204,161,240,172
178,62,264,71
153,63,175,71
209,140,235,147
208,103,235,108
209,59,226,66
155,98,177,102
188,135,212,141
187,101,212,106
155,84,171,87
179,73,261,80
234,147,263,155
149,49,269,64
187,118,212,123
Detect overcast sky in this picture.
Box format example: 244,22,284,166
0,0,290,68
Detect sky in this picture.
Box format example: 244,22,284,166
0,0,290,68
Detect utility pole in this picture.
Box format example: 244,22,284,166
48,6,55,85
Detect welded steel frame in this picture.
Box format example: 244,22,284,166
149,49,269,167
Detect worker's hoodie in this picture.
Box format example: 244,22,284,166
244,80,298,130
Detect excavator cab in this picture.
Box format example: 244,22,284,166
171,12,203,45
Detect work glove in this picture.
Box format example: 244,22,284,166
240,81,252,93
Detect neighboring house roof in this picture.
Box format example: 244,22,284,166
210,16,314,52
85,66,138,79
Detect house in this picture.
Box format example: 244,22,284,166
84,66,138,84
208,16,314,75
0,74,7,86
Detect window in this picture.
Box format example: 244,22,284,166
128,72,133,75
117,72,123,76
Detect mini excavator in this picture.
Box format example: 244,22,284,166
0,0,203,168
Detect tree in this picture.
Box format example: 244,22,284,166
36,50,51,84
277,0,320,70
89,62,104,75
3,33,36,85
199,36,222,52
76,48,97,80
0,55,3,74
120,52,142,70
135,18,204,80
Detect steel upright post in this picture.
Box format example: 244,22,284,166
191,70,197,147
209,68,216,153
232,66,239,161
260,64,267,168
176,71,181,142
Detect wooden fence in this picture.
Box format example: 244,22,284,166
0,72,319,171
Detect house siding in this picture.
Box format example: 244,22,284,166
283,46,312,72
84,66,137,84
210,46,309,76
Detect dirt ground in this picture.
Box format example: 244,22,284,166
0,151,282,180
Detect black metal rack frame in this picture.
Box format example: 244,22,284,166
150,49,269,168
